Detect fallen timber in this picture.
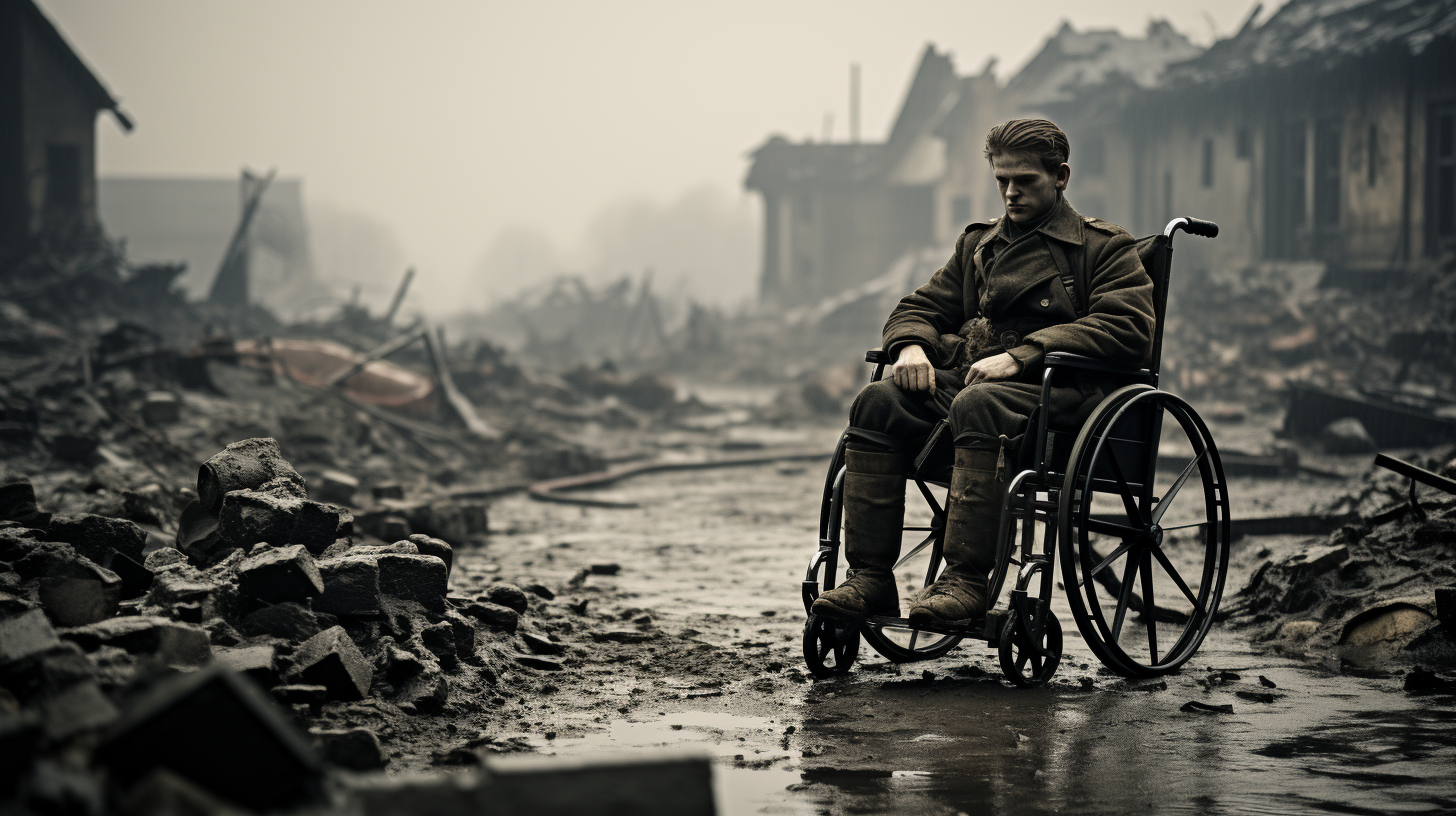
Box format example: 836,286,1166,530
526,450,835,508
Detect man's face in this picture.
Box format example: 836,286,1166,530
991,151,1069,223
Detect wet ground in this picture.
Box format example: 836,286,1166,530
453,412,1456,815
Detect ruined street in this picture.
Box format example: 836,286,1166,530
431,403,1456,816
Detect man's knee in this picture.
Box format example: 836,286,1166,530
949,383,1031,442
848,380,904,431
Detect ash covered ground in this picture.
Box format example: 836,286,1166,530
3,241,1456,815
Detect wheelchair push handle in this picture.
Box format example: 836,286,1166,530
1164,216,1219,239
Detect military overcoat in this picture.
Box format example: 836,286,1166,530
882,198,1155,420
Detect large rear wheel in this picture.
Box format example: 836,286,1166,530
1058,387,1230,677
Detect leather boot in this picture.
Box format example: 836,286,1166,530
810,448,907,619
908,446,1003,626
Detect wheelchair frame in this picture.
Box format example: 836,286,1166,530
801,216,1229,686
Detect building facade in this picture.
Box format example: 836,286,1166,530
0,0,130,257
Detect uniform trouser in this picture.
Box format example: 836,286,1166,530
846,371,1042,456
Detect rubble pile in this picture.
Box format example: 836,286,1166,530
0,438,598,813
1161,257,1456,409
1224,446,1456,667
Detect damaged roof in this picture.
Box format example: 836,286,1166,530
742,137,881,191
1006,20,1202,105
1166,0,1456,85
16,0,133,130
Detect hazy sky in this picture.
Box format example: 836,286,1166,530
40,0,1266,310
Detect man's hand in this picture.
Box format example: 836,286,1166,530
965,352,1023,385
891,344,935,392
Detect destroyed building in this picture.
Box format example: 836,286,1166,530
1076,0,1456,281
747,0,1456,308
98,174,327,315
0,0,132,257
744,19,1200,307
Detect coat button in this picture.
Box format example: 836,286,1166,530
1040,298,1051,307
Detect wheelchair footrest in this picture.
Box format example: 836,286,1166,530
865,614,989,640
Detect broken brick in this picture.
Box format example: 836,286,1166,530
284,626,371,701
378,554,447,613
94,664,323,812
46,513,146,566
62,616,211,668
314,554,383,619
238,545,324,604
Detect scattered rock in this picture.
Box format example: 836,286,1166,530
485,584,529,614
1320,417,1377,454
284,626,371,701
311,726,386,770
238,545,324,604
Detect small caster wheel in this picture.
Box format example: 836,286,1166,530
999,602,1062,687
803,614,860,678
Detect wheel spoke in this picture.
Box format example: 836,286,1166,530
817,641,832,663
1152,449,1206,525
1150,545,1202,610
893,530,940,570
1140,555,1159,664
1084,539,1135,585
908,629,920,650
1029,646,1043,675
1159,521,1209,532
1106,449,1148,524
1110,554,1140,640
1085,516,1142,537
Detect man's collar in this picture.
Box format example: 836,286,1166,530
992,197,1085,246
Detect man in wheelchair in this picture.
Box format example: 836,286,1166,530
810,118,1156,628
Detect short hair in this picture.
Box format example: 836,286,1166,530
984,119,1070,172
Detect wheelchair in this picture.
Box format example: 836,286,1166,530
801,216,1228,687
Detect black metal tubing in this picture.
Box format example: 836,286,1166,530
1374,453,1456,495
1374,452,1456,520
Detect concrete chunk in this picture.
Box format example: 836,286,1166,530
285,626,371,701
238,545,324,604
0,609,62,665
312,726,387,770
378,554,447,613
94,664,323,812
240,602,321,642
215,644,280,686
39,680,118,741
46,513,147,565
62,616,211,668
315,555,382,618
463,602,518,632
312,470,360,506
198,438,307,513
16,542,123,626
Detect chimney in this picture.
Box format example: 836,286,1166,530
849,63,861,144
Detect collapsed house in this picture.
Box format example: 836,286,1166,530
745,0,1456,308
0,0,133,258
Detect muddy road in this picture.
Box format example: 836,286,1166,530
442,415,1456,816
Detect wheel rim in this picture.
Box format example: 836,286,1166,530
999,604,1062,687
803,615,860,677
1059,388,1230,677
861,620,960,662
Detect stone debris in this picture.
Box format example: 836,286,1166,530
1227,446,1456,667
285,626,373,701
238,544,325,604
0,239,726,813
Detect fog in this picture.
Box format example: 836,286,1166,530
39,0,1267,313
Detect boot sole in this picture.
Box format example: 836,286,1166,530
811,598,898,620
907,609,981,628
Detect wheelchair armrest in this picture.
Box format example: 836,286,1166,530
866,349,891,364
1044,352,1152,380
